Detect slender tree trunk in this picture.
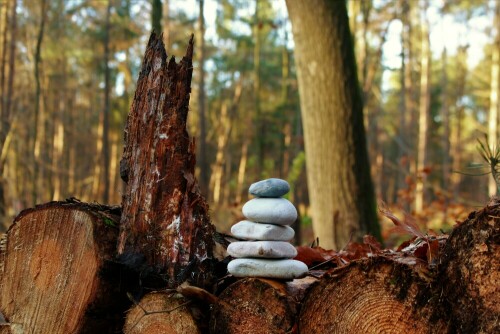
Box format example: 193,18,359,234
51,106,64,201
397,0,409,206
0,0,9,114
280,30,291,179
102,0,112,203
286,0,380,249
450,45,468,200
162,0,170,50
152,0,162,33
212,81,242,205
415,1,430,213
197,0,208,196
253,0,263,178
0,0,13,223
488,2,500,196
235,139,249,205
441,47,451,220
32,0,46,205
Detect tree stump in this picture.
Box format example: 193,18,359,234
210,277,317,334
299,257,448,334
123,292,200,334
437,199,500,333
0,200,134,334
117,32,216,289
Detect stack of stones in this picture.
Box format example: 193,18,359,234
227,178,308,280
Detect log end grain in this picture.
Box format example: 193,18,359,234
0,200,135,334
123,291,200,334
210,278,301,334
299,257,448,334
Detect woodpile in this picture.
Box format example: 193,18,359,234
0,34,498,333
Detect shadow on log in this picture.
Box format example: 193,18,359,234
117,32,216,290
299,257,448,334
0,199,136,334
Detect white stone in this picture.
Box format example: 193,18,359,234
227,241,297,258
242,198,297,225
231,220,295,241
228,258,309,279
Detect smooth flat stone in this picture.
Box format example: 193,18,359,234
228,258,308,279
227,241,297,258
231,220,295,241
249,178,290,197
242,198,297,225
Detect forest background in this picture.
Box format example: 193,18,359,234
0,0,499,248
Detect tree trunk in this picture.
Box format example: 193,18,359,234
151,0,162,34
0,200,135,333
415,1,430,213
197,0,209,197
211,80,242,205
299,257,448,333
436,198,500,333
32,0,46,206
450,44,468,200
253,0,263,178
488,2,500,196
440,47,451,220
102,0,112,203
117,33,216,289
286,0,380,249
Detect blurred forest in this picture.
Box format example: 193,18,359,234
0,0,499,246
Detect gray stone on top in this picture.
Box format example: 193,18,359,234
242,198,297,225
231,220,295,241
228,258,308,279
249,178,290,198
227,241,297,259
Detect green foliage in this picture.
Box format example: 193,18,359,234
477,135,500,195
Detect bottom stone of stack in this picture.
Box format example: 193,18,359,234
228,258,308,279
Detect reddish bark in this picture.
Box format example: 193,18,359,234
117,33,216,289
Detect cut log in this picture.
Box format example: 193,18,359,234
123,291,201,334
209,277,317,334
117,32,216,289
437,199,500,333
299,256,448,334
0,199,135,334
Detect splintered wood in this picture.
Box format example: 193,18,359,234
117,33,215,289
0,200,132,334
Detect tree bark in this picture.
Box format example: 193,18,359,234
415,1,430,213
299,257,448,333
436,198,500,333
286,0,380,249
117,33,216,289
32,0,47,206
488,1,500,196
0,200,135,333
102,0,112,203
151,0,162,34
197,0,209,197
